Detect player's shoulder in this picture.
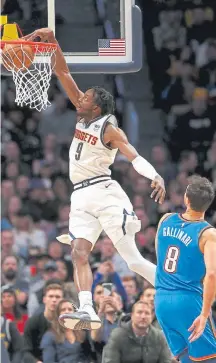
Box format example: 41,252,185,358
199,226,216,253
158,213,173,226
104,114,118,128
201,226,216,241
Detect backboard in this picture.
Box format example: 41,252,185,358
1,0,142,74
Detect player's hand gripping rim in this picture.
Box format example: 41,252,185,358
22,28,55,43
151,175,166,204
188,314,207,343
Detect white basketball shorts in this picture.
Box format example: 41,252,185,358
69,176,141,246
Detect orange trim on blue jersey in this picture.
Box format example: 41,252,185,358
174,347,188,360
189,353,216,361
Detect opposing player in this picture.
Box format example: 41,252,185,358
24,28,165,330
155,176,216,362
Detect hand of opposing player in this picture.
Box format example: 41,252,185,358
188,314,207,342
151,175,166,204
22,28,56,43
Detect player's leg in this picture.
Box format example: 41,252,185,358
98,182,156,285
155,292,216,362
154,292,188,360
114,234,156,285
57,208,103,330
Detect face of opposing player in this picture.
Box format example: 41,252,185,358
76,89,100,117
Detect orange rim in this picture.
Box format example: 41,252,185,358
0,40,57,53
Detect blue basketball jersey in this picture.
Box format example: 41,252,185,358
155,213,211,294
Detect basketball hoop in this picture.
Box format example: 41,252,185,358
0,40,57,112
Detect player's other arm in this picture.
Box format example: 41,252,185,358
23,28,84,108
188,228,216,342
201,228,216,318
104,124,166,204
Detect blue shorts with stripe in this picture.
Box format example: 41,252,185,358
155,290,216,361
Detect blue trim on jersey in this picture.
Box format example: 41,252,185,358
122,214,127,235
122,209,136,235
69,231,76,240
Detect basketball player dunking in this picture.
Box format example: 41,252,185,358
24,28,166,330
155,176,216,362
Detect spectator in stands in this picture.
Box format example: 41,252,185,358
93,283,105,311
13,208,47,251
1,180,15,215
1,255,29,309
140,286,160,329
92,261,127,305
41,299,92,363
7,195,22,221
23,283,64,363
122,276,139,312
1,339,11,363
21,117,42,165
168,88,215,159
48,240,64,260
102,300,173,363
140,287,155,311
178,151,198,174
39,93,76,143
26,178,59,222
56,259,69,282
27,262,60,316
53,176,70,204
1,315,23,363
4,161,20,181
141,226,157,263
16,175,30,201
151,145,177,183
3,141,30,176
43,134,59,160
27,247,50,285
1,228,16,259
1,287,28,334
92,292,125,362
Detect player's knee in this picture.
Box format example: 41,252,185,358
71,239,91,265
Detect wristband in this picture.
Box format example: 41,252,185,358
132,155,158,181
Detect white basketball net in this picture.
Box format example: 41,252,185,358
1,43,56,112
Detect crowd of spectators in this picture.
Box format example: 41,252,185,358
1,1,216,363
1,76,216,362
141,0,216,165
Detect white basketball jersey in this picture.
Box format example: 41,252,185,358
69,114,118,184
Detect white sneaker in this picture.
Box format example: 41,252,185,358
59,305,101,330
82,305,101,330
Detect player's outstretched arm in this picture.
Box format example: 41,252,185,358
22,28,84,108
188,228,216,342
104,124,166,204
201,228,216,317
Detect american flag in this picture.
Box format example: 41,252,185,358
98,39,126,56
